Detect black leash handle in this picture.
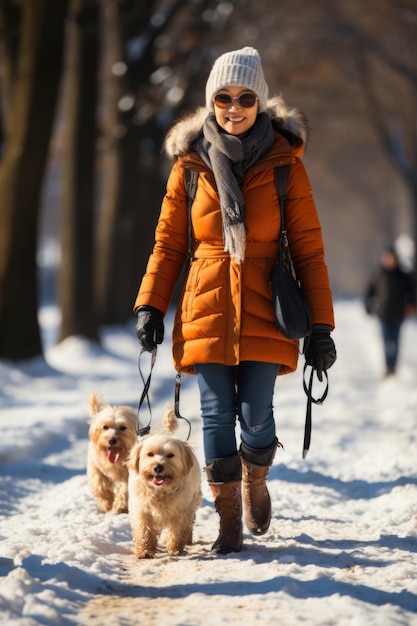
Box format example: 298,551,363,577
302,363,329,459
174,371,192,441
136,345,157,438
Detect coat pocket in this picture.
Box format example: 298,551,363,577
180,260,200,323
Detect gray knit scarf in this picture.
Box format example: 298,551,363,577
195,112,274,263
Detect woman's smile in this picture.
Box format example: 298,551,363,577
226,115,245,124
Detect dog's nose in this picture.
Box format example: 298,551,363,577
154,464,164,474
108,437,117,445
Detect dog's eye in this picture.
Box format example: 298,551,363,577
166,453,174,459
102,425,109,430
147,452,154,457
119,426,126,431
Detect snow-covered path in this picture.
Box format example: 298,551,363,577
1,300,417,625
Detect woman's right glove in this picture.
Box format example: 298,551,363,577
135,306,164,352
304,323,337,381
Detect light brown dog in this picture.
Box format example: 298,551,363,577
87,391,138,514
128,405,202,558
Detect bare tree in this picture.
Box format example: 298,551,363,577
95,0,155,325
0,0,68,360
59,0,100,342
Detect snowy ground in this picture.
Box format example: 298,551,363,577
1,299,417,625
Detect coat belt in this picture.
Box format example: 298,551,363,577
193,242,278,259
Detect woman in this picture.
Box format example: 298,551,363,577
135,47,336,554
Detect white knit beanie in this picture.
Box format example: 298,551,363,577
205,47,269,112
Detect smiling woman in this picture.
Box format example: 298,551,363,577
134,46,336,556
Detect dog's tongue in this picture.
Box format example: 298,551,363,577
153,476,165,486
107,449,120,464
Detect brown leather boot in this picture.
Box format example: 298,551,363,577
205,455,242,555
208,481,242,554
240,438,281,535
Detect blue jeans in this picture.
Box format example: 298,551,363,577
195,361,280,460
380,319,402,372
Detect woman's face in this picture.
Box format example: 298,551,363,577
213,86,259,138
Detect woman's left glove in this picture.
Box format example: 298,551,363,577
135,306,164,352
305,324,337,381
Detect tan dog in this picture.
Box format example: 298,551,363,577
128,405,202,558
87,391,138,514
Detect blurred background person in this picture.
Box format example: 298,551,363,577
365,245,416,377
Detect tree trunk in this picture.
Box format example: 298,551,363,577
0,0,20,128
95,0,125,324
97,0,157,325
0,0,68,360
59,0,100,342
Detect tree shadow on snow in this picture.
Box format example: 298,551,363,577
0,463,84,516
243,540,392,570
270,464,417,500
293,532,417,555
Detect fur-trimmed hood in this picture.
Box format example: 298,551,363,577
164,95,309,159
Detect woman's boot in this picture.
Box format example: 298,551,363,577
205,454,242,555
240,438,281,535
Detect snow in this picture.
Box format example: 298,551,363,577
1,299,417,625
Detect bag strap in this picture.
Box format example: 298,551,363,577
274,164,291,252
171,167,198,436
184,168,199,261
274,164,291,230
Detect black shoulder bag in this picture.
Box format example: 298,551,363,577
270,165,312,341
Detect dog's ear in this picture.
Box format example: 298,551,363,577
182,443,196,474
127,441,143,472
162,403,178,433
88,391,106,419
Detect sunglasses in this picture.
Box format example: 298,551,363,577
213,93,258,109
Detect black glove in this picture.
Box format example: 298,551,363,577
305,324,336,381
136,306,164,352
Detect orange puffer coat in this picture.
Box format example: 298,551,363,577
135,97,335,375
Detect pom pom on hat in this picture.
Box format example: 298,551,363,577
205,47,269,112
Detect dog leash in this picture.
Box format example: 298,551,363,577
174,371,192,441
136,345,192,442
302,363,329,459
136,345,157,438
